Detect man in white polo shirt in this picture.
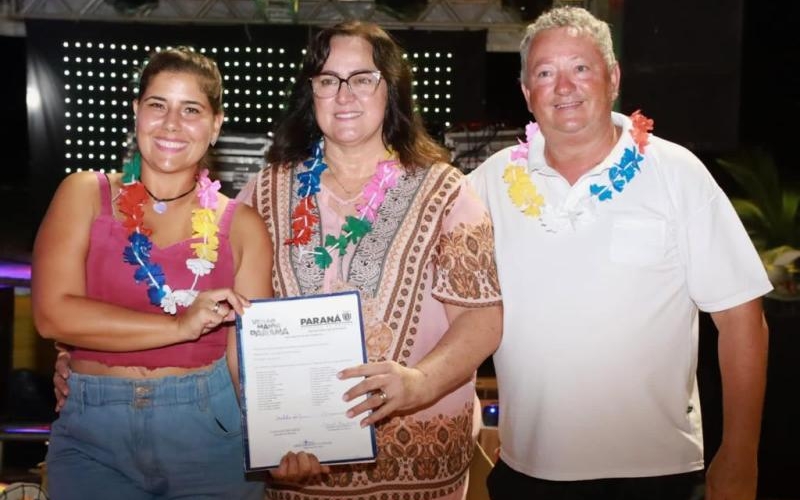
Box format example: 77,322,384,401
469,6,771,500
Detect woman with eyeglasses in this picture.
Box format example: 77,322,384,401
238,21,503,499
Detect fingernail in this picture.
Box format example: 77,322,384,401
346,411,353,418
342,394,349,402
336,372,343,379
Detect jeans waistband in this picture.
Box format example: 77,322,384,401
69,357,231,408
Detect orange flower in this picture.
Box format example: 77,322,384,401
286,197,319,246
629,109,654,153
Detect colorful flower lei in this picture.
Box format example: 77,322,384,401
589,110,654,201
503,111,655,217
118,153,221,314
286,140,400,270
503,122,545,217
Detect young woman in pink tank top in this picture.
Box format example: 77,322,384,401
32,47,272,499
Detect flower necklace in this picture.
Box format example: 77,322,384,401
503,110,655,218
117,152,222,314
285,140,400,270
589,110,654,201
503,122,545,217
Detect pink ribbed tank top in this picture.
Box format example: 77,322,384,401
71,172,236,368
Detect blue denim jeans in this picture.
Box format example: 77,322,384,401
46,357,265,500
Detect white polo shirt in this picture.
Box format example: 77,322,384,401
468,112,772,480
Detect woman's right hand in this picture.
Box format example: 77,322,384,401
175,288,251,342
53,348,72,412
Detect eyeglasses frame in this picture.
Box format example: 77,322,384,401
308,70,383,98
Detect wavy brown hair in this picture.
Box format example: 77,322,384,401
266,21,449,172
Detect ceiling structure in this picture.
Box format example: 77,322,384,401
1,0,597,51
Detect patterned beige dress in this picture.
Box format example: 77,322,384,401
250,161,501,500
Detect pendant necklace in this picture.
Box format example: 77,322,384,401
326,164,369,198
142,182,197,214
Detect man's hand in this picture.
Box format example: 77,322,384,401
706,444,758,500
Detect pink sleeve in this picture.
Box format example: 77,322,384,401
234,176,257,207
432,177,502,307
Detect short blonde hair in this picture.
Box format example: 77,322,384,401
519,6,616,83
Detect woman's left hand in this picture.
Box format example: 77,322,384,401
338,361,432,427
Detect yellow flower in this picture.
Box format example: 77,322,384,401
191,241,219,262
190,208,219,263
504,165,544,217
191,208,218,238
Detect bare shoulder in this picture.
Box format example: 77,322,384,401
232,200,263,225
47,171,107,217
57,170,102,195
230,201,270,245
34,172,100,264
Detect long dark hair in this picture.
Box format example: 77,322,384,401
266,21,449,171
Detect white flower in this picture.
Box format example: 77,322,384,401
172,289,199,307
160,285,177,315
539,197,597,233
186,258,215,276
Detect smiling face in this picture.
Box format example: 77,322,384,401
521,27,619,142
312,35,388,153
132,70,223,174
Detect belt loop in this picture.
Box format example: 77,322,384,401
198,375,209,412
79,379,86,414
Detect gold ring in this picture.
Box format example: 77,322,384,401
378,390,388,403
212,302,221,314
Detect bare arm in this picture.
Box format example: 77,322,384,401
415,303,503,404
33,173,245,351
340,302,503,426
225,203,274,398
706,298,768,500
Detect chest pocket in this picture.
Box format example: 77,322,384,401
609,217,667,267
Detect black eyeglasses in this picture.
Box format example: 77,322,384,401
309,70,383,98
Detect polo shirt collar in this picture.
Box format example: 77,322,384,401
527,112,634,179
